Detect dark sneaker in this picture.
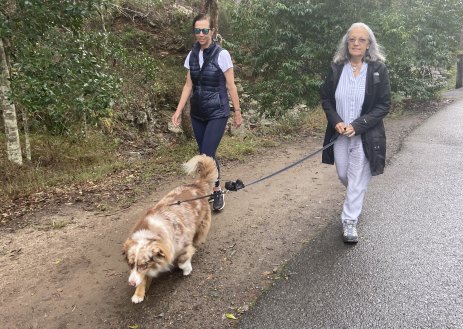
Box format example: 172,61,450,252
342,220,358,243
212,191,225,211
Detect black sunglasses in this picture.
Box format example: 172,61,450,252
194,28,211,35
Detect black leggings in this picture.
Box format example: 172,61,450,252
191,117,228,185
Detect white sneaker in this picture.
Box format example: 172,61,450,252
342,220,358,243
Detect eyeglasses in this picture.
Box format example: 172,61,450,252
194,28,211,35
347,37,368,45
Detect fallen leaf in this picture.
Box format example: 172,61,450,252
225,313,237,320
128,325,139,329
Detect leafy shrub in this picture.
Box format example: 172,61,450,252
228,0,463,116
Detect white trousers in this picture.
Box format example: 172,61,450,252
334,135,372,224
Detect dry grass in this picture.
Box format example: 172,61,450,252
0,132,121,199
0,111,327,205
262,106,327,137
301,106,328,134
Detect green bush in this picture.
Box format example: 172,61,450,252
228,0,463,116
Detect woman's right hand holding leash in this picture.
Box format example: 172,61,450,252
335,122,355,137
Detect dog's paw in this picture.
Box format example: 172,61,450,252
179,261,192,276
131,294,144,304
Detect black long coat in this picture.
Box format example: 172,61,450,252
320,61,391,176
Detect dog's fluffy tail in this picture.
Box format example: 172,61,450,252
183,155,218,184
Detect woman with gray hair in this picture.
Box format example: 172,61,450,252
320,22,391,243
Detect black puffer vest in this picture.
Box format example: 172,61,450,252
189,42,229,120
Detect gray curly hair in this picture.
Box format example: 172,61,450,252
333,22,385,64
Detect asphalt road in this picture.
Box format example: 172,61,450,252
236,90,463,329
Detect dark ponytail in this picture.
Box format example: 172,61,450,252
192,13,212,31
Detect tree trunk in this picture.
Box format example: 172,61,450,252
456,54,463,89
202,0,219,41
19,105,31,161
0,38,23,165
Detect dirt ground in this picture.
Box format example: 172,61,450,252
0,97,453,329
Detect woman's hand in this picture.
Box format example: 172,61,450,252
224,68,242,127
234,110,242,128
172,109,182,126
344,124,356,137
335,122,347,135
335,122,355,137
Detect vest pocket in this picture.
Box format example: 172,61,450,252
200,90,221,113
191,90,221,119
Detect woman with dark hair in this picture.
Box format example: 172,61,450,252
172,14,242,211
320,22,391,243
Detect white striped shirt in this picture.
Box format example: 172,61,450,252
335,63,368,125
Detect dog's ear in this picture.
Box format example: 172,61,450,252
150,246,166,259
150,242,173,263
196,160,205,175
147,238,161,260
122,239,132,257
